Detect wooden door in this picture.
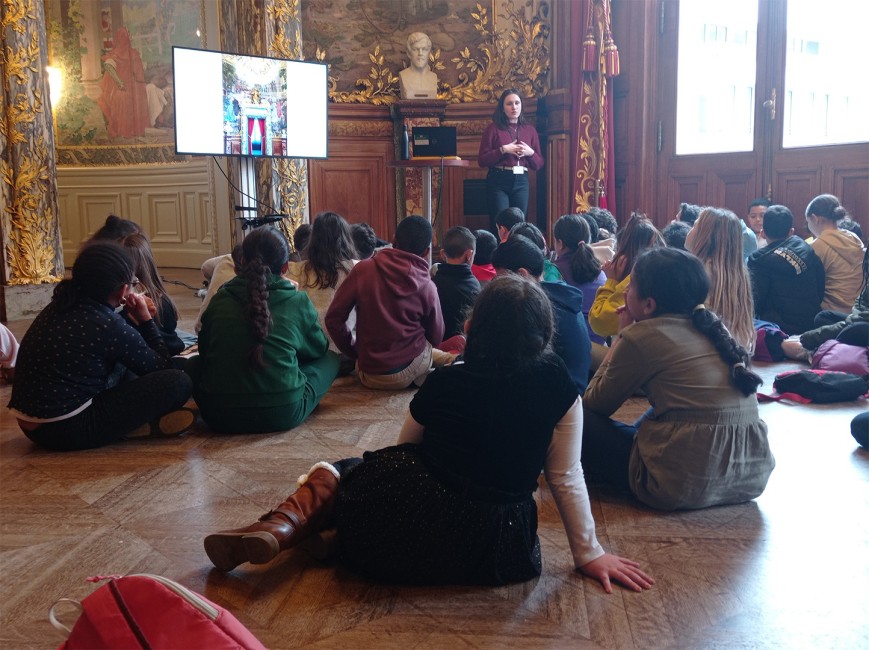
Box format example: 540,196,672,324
656,0,869,237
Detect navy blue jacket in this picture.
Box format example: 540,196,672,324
748,235,825,335
541,280,592,393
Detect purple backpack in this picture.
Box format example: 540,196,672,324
810,340,869,376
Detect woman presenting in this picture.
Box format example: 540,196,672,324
478,89,544,234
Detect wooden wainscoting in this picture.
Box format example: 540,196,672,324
308,105,397,240
56,159,221,268
308,102,545,244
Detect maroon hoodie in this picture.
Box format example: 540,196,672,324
325,247,444,373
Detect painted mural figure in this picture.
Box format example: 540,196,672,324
97,28,150,138
399,32,438,99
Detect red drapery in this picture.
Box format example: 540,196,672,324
570,0,620,215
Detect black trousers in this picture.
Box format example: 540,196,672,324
486,168,529,234
24,369,192,451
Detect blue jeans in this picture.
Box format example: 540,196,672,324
486,168,529,234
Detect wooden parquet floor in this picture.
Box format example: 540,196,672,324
1,269,867,649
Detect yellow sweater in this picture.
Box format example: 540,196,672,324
589,275,630,338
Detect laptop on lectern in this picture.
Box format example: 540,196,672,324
412,126,457,158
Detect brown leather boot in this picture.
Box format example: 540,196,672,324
204,463,340,571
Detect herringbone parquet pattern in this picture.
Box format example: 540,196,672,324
1,270,866,649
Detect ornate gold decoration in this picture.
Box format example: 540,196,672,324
573,0,616,213
331,45,400,105
55,144,185,166
320,0,550,105
329,121,393,138
267,0,308,240
1,0,63,285
449,1,550,102
574,77,605,212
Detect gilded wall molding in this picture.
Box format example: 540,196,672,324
266,0,308,238
55,144,185,166
311,0,551,105
1,0,64,285
328,121,394,138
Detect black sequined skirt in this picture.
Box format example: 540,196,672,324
335,443,541,585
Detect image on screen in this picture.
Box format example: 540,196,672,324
173,47,328,159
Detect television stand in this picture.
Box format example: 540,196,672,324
231,157,288,236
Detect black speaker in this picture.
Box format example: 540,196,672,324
463,179,487,216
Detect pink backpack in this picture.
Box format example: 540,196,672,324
50,574,266,649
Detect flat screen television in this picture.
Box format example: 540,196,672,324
172,46,328,159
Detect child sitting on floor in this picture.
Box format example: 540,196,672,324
325,215,450,390
589,212,665,339
204,274,653,593
582,247,775,510
686,207,757,353
431,226,481,338
493,235,592,393
120,232,187,355
471,229,498,285
8,242,193,450
187,227,339,434
494,207,525,243
287,212,359,353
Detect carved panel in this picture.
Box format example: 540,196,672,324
713,170,757,221
57,161,215,267
308,140,396,240
546,134,571,232
773,168,818,239
665,174,705,226
303,0,551,105
834,166,869,239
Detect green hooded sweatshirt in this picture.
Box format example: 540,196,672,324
195,273,328,408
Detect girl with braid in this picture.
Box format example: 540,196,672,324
582,248,775,510
187,227,339,433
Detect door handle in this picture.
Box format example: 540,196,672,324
762,88,776,120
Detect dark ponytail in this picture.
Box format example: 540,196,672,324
553,214,601,284
53,242,135,311
239,227,290,369
806,193,848,223
633,248,762,396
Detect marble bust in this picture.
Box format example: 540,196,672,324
399,32,438,99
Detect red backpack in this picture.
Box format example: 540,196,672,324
50,574,266,649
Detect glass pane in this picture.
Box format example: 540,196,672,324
783,0,869,148
676,0,759,155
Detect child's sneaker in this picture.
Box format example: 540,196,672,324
125,408,197,439
156,408,197,436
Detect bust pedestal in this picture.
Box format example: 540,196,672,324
392,101,450,225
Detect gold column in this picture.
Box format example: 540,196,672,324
0,0,63,320
218,0,309,246
264,0,308,240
